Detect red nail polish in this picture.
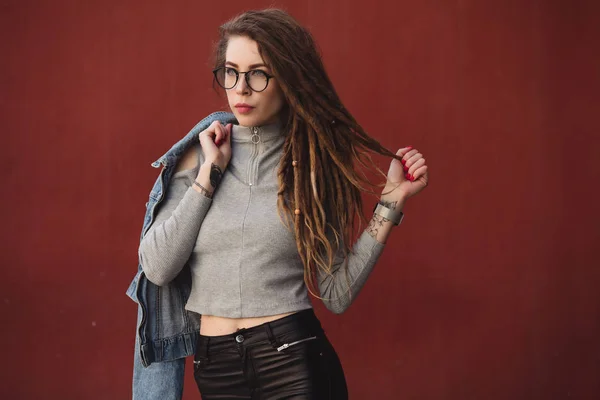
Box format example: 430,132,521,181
407,145,413,150
216,140,222,146
401,159,406,165
403,166,408,172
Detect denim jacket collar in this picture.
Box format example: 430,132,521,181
151,111,238,168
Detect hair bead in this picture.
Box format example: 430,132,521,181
292,160,298,167
294,209,301,215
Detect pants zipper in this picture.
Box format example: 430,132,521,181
276,336,318,351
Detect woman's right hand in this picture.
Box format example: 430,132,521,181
199,121,232,171
197,121,232,191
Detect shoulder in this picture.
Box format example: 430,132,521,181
175,143,202,174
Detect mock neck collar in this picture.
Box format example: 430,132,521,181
231,121,283,143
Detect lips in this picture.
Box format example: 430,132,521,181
235,103,255,114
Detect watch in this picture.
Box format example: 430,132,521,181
373,201,404,226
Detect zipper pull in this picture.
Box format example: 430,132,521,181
251,127,261,144
277,343,290,351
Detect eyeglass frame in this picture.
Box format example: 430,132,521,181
212,67,275,92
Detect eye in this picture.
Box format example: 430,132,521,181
225,67,237,76
249,70,267,78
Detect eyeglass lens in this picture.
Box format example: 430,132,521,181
216,68,269,91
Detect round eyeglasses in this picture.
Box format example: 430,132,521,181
212,67,274,92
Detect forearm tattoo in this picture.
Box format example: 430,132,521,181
209,163,223,189
366,200,397,239
367,214,389,239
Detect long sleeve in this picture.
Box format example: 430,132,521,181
317,230,386,314
138,168,213,286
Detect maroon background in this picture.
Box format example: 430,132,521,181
1,0,599,399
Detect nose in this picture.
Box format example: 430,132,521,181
235,73,251,95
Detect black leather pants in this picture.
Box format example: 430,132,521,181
193,309,348,399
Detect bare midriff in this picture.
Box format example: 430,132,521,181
199,311,297,336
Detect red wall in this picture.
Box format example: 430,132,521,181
2,0,599,399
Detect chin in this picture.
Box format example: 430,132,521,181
232,112,273,128
234,115,255,127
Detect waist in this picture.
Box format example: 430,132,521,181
197,309,323,354
199,311,296,336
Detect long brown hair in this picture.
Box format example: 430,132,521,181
214,9,401,298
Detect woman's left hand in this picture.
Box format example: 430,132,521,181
382,146,429,202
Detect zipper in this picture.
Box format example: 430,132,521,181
239,126,260,313
247,127,261,186
250,126,261,145
277,336,318,352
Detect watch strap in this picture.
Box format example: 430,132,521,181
373,203,404,226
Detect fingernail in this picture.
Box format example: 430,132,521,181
410,175,415,182
216,140,221,146
403,166,408,172
401,159,406,165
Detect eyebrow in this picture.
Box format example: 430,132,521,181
225,61,268,69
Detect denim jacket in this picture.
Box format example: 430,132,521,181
127,111,237,370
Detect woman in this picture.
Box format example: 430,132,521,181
135,8,428,400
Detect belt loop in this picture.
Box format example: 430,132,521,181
264,322,279,347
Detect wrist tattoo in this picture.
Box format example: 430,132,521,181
367,214,389,239
209,163,223,189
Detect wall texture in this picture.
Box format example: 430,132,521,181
1,0,599,398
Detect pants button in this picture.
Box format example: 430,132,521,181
235,334,245,343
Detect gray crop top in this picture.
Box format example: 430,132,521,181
138,122,386,317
